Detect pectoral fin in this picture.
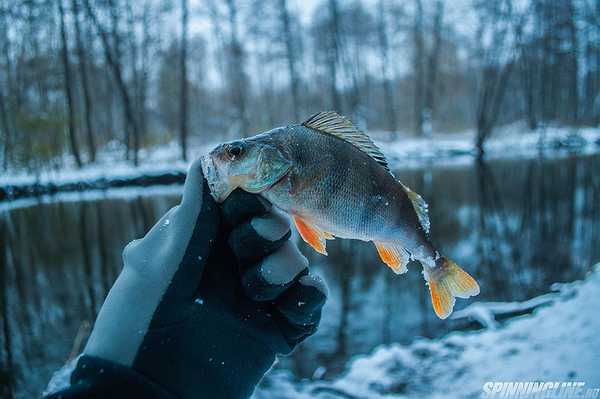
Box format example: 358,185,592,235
292,215,332,255
374,242,410,274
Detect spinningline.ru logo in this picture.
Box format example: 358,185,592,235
482,382,600,398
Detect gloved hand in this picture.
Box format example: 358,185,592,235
47,158,327,399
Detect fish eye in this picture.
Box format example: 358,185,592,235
226,143,243,160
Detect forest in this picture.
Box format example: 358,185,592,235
1,0,599,172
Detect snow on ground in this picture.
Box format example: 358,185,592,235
2,123,599,188
0,140,206,187
379,122,600,169
253,263,600,399
44,263,600,398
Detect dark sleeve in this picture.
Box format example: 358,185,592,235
44,356,177,399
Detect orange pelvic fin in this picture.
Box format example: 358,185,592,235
425,257,480,319
292,215,332,255
374,242,410,274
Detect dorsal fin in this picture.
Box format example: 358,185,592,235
302,111,390,172
399,182,430,234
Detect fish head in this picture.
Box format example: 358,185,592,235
200,135,292,202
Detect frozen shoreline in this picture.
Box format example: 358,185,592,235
254,263,600,398
2,123,599,201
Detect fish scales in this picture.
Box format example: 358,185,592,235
265,125,422,244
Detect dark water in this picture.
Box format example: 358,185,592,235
1,154,599,398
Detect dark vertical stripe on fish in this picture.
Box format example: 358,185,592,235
358,153,381,236
322,136,345,211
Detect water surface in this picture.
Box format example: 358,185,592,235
1,153,599,398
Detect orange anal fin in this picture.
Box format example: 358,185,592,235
292,215,328,255
374,242,409,274
428,279,455,319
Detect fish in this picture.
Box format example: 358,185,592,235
200,111,479,319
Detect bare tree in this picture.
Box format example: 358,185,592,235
423,0,444,136
83,0,141,165
327,0,342,112
0,86,10,171
71,0,96,162
107,0,122,65
180,0,189,160
0,2,13,170
474,0,521,156
377,0,397,134
138,1,151,136
517,2,540,131
338,2,374,119
278,0,301,121
413,0,425,136
564,0,579,123
225,0,249,135
58,0,83,167
126,0,141,152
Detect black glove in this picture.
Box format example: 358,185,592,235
45,158,327,399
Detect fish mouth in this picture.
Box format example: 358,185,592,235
200,154,232,203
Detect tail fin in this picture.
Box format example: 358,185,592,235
425,257,480,319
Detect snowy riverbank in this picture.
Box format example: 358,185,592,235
254,263,600,398
2,122,599,201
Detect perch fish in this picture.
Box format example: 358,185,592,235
200,111,480,318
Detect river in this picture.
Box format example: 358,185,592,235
1,153,599,398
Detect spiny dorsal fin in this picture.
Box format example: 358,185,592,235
399,182,430,234
302,111,390,172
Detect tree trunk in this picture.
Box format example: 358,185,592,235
179,0,189,160
565,0,579,123
107,0,122,66
0,86,10,171
226,0,249,136
106,0,133,162
126,1,141,162
139,1,150,136
377,0,397,135
58,0,83,168
0,2,14,170
596,2,600,126
476,63,514,157
71,0,96,162
279,0,300,121
328,0,341,112
413,0,424,136
84,0,140,165
424,0,444,136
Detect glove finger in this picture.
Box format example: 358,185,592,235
275,274,328,330
228,207,291,265
241,241,309,301
220,189,272,227
270,274,327,354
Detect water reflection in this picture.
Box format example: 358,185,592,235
1,154,599,398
